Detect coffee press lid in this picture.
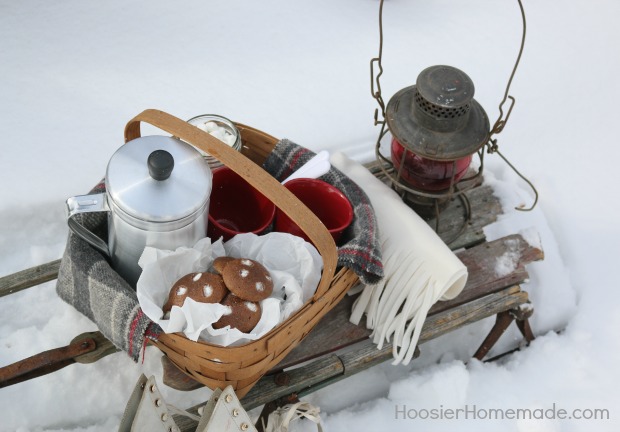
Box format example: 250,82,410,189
105,135,212,224
386,65,490,160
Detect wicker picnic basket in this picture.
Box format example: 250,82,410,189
124,110,360,398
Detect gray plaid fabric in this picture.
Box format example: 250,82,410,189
57,233,155,360
56,181,158,361
56,139,383,361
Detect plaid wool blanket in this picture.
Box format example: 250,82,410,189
56,139,384,361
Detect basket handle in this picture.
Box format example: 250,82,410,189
124,109,337,298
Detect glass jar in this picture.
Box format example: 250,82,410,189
187,114,242,170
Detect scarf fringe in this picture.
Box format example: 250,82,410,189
351,249,457,365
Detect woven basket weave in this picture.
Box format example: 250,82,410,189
124,110,360,398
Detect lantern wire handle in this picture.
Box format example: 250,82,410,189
489,141,539,211
486,0,539,211
490,0,526,136
370,0,386,125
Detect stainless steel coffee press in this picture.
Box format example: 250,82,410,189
66,135,212,288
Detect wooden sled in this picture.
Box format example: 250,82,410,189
0,161,543,431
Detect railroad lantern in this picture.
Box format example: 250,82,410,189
370,0,537,233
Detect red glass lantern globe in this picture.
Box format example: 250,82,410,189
390,138,473,191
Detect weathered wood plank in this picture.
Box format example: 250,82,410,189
252,286,527,409
0,259,61,298
293,286,527,402
430,234,543,314
244,355,345,411
276,234,542,370
296,344,422,400
438,185,501,250
421,286,528,343
72,331,119,364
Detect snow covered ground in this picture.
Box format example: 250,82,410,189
1,0,619,430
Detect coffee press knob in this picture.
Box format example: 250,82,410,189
148,150,174,181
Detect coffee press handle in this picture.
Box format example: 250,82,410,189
66,193,110,257
124,109,338,298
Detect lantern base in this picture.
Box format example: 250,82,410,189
391,183,472,238
391,187,449,219
377,158,482,242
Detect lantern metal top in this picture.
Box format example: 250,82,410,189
386,65,490,161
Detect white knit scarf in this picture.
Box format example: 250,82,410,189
330,153,468,365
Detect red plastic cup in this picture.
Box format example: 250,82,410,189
207,167,276,241
275,178,353,244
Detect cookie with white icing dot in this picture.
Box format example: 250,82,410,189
162,272,228,313
221,258,273,302
212,294,262,332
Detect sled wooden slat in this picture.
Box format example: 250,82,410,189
240,285,528,412
0,259,61,298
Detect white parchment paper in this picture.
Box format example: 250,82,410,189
136,232,323,346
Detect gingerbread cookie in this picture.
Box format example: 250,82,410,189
212,256,235,274
221,258,273,302
212,294,262,332
163,272,228,313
